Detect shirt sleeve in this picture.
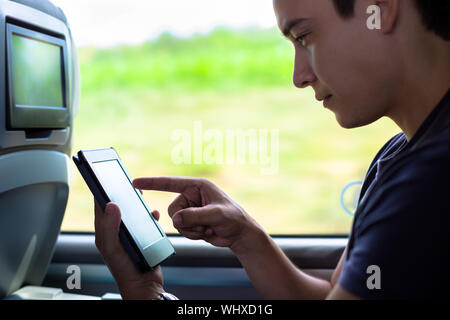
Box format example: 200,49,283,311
338,148,450,299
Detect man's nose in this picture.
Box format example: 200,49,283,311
293,49,317,89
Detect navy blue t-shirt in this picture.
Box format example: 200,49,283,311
339,89,450,299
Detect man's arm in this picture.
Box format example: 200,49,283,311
326,284,359,300
233,232,351,300
326,247,360,299
232,228,330,299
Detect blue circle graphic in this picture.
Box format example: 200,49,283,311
340,181,363,217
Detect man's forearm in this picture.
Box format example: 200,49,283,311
231,226,332,300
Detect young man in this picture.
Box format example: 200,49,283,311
94,0,450,299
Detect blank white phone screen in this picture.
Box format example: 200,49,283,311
92,160,163,249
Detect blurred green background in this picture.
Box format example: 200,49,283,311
62,27,399,235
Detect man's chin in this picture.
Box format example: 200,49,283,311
334,112,374,130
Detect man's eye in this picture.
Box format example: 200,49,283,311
295,33,310,48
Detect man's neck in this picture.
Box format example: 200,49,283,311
387,42,450,141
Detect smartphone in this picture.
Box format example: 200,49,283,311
72,148,175,272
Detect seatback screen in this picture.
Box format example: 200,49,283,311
92,160,164,249
12,33,64,108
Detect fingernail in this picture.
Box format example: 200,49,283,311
132,179,140,188
173,214,182,228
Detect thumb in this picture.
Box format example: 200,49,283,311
172,205,222,229
105,203,122,232
98,203,123,258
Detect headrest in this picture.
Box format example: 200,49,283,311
9,0,68,23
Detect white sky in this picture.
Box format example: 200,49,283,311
51,0,277,48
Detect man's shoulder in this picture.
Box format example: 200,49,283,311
382,124,450,180
342,123,450,300
360,125,450,226
412,123,450,156
405,125,449,166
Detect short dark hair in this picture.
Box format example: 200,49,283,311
332,0,450,41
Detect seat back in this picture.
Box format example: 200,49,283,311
0,0,79,298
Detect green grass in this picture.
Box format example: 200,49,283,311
62,28,400,235
78,27,294,92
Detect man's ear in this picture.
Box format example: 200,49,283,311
376,0,400,34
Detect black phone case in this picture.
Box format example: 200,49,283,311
73,153,151,273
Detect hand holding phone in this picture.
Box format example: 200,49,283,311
94,201,165,299
73,148,175,272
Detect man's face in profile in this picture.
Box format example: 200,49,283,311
273,0,398,129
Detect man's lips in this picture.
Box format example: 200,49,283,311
316,94,332,102
323,95,333,108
